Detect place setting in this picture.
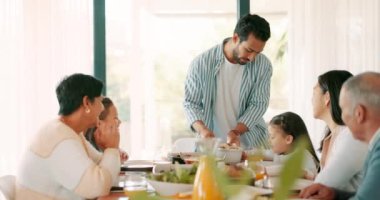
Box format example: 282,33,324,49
102,138,316,200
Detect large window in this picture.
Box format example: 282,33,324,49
106,0,289,159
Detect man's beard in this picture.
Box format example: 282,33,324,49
232,47,248,65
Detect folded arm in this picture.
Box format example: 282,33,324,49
49,140,121,199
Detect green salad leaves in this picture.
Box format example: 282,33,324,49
149,164,197,184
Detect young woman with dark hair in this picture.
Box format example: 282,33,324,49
312,70,368,192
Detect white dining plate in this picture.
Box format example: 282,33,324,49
229,185,273,200
265,177,314,191
292,179,314,191
123,160,154,166
121,160,155,172
147,179,193,196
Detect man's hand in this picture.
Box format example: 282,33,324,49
299,183,335,200
199,128,215,138
227,130,241,146
192,120,215,138
227,123,248,146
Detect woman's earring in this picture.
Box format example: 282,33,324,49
85,108,91,113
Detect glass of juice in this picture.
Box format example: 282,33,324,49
123,172,147,196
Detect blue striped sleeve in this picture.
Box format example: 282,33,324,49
183,57,205,127
238,54,272,130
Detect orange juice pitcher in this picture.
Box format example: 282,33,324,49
192,155,223,200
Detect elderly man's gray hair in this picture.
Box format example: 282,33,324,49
343,71,380,113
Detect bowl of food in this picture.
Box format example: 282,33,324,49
153,163,194,173
217,143,243,164
224,164,255,185
167,152,201,165
147,164,196,196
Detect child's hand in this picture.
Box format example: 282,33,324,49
119,149,129,162
98,120,120,149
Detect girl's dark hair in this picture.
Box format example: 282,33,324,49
317,70,353,151
269,112,319,167
84,97,114,150
56,73,103,116
98,97,114,120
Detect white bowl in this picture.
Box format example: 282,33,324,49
147,179,193,196
217,148,243,164
152,163,172,173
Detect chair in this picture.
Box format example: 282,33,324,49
0,175,15,200
172,137,198,152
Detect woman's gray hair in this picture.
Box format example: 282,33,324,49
343,72,380,113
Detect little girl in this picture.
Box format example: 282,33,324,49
268,112,319,179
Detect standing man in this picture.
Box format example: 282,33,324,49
299,72,380,199
184,14,272,149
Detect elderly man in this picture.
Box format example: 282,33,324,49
299,72,380,199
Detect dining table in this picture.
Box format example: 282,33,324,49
97,170,191,200
97,160,180,200
97,192,128,200
97,158,313,200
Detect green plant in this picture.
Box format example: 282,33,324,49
213,161,251,198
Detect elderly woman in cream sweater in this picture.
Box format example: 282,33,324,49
16,74,121,200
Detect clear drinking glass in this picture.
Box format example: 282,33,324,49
195,138,221,155
123,172,147,195
245,148,268,187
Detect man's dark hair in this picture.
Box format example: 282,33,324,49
56,73,103,116
234,14,271,42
